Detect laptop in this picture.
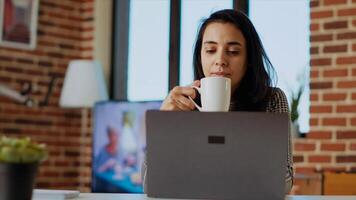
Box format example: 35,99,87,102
145,111,289,200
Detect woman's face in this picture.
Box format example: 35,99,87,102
201,22,247,92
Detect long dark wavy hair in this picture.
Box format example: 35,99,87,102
193,9,276,111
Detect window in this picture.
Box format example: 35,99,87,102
112,0,244,101
249,0,310,132
127,0,170,101
179,0,233,86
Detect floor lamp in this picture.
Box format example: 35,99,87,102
59,60,109,189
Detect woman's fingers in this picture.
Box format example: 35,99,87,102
192,80,200,87
160,81,200,111
171,92,196,110
172,86,197,99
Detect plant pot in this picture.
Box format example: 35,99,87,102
0,162,39,200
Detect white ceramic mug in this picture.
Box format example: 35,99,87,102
189,77,231,112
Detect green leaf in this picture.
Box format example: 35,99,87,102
0,136,48,163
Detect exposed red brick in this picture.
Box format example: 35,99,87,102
322,118,346,126
2,128,22,134
352,68,356,76
337,131,356,139
311,10,333,19
63,172,80,178
5,67,24,73
293,155,304,163
310,23,320,31
295,167,316,174
310,46,319,54
16,58,34,64
310,93,319,101
324,21,348,29
310,118,319,126
321,143,346,151
294,142,316,151
323,44,347,53
310,81,333,89
337,81,356,88
41,171,60,177
49,151,61,157
310,34,333,42
336,105,356,113
337,32,356,40
79,26,94,32
337,56,356,65
336,156,356,163
38,40,57,47
353,44,356,51
311,58,332,66
352,93,356,100
308,155,331,163
0,55,14,62
323,69,348,77
324,0,347,5
308,131,332,139
78,47,94,51
310,0,319,7
65,150,80,157
310,70,319,78
25,69,44,76
321,167,347,172
350,143,356,150
323,93,347,101
338,8,356,16
38,61,53,68
310,105,332,113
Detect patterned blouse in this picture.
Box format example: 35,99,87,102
263,87,294,193
142,87,294,193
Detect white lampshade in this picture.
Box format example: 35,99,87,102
59,60,109,108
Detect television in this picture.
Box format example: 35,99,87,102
92,101,161,193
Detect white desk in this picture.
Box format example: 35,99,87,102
72,193,356,200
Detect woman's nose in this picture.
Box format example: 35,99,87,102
215,53,227,67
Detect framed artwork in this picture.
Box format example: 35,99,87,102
0,0,39,49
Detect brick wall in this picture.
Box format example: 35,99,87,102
293,0,356,176
0,0,94,192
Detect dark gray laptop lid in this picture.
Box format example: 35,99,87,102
146,111,289,200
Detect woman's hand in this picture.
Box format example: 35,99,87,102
160,80,200,111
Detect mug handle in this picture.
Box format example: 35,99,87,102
188,86,202,111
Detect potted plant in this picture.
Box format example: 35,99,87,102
290,81,304,138
0,136,47,200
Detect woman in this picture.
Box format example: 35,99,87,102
146,9,293,193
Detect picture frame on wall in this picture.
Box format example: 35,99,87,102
0,0,39,50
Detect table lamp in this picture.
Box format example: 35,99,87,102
59,60,108,108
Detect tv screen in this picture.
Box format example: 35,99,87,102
92,101,161,193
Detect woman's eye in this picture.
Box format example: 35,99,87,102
228,50,239,55
206,49,215,54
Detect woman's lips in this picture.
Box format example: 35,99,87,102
210,72,230,77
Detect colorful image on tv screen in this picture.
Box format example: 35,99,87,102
92,101,161,193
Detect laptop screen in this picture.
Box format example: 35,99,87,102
92,101,161,193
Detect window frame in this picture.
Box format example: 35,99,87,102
110,0,248,100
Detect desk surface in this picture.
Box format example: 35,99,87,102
72,193,356,200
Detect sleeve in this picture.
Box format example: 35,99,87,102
268,88,294,194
